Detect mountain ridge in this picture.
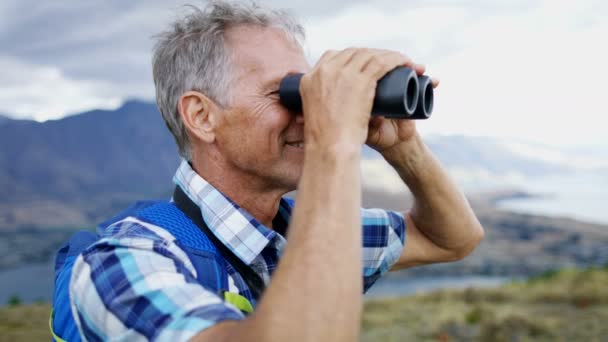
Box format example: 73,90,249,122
0,100,178,205
1,100,607,276
0,99,582,229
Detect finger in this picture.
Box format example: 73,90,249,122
413,63,426,75
327,47,362,66
348,48,390,72
363,52,413,81
431,77,440,88
368,116,384,129
315,49,339,66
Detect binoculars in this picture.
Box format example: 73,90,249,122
279,66,433,119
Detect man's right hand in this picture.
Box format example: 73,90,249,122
298,48,416,151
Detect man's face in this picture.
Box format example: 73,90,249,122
213,25,309,191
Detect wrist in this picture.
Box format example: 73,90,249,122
380,132,425,166
379,133,439,193
304,141,361,166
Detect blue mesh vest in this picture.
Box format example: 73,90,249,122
50,200,254,341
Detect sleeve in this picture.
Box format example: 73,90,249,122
360,208,407,293
69,218,244,341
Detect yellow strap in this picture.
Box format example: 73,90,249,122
49,308,68,342
223,292,254,314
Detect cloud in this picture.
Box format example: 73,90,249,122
1,0,607,148
0,1,173,120
420,0,608,146
0,57,124,120
0,0,356,121
303,0,608,147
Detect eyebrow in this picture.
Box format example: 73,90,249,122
261,68,306,93
261,76,282,93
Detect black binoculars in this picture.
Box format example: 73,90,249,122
279,66,433,119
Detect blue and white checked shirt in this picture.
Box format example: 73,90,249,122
70,160,406,341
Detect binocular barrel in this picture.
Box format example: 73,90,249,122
279,66,433,119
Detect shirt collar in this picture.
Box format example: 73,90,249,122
173,159,292,265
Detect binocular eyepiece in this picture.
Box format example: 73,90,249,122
279,66,433,119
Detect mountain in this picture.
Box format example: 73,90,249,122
0,100,586,229
362,135,582,195
0,100,179,227
363,136,572,177
425,135,571,176
0,115,11,126
1,101,607,275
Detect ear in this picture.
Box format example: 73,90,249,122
178,91,218,144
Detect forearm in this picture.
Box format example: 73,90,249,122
382,133,484,256
261,144,363,340
197,144,363,342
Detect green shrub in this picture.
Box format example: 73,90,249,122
479,314,554,341
465,306,483,325
7,295,21,307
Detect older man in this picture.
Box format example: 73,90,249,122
69,1,483,341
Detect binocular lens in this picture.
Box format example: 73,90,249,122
372,66,418,117
412,75,433,119
405,76,419,114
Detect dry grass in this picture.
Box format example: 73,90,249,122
2,267,607,341
362,266,608,341
0,303,51,342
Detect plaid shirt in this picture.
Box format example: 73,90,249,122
70,160,406,341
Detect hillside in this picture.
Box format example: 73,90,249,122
1,99,607,275
424,135,570,177
0,100,575,231
0,100,179,229
361,188,608,277
3,267,606,341
362,266,608,341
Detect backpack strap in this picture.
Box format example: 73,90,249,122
51,231,99,342
136,202,229,292
49,308,67,342
135,198,261,313
172,186,266,302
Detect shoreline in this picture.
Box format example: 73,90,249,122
364,275,515,300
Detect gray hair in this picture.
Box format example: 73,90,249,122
152,0,306,160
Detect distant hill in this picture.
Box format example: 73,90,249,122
0,115,11,126
0,100,580,229
0,100,179,226
425,135,569,177
1,100,607,276
364,135,571,177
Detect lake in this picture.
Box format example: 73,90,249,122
0,261,55,304
0,261,511,306
364,275,513,299
495,171,608,225
2,172,605,306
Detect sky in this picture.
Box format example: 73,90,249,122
1,0,607,147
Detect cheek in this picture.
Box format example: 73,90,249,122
216,109,251,154
249,102,291,151
218,104,289,160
